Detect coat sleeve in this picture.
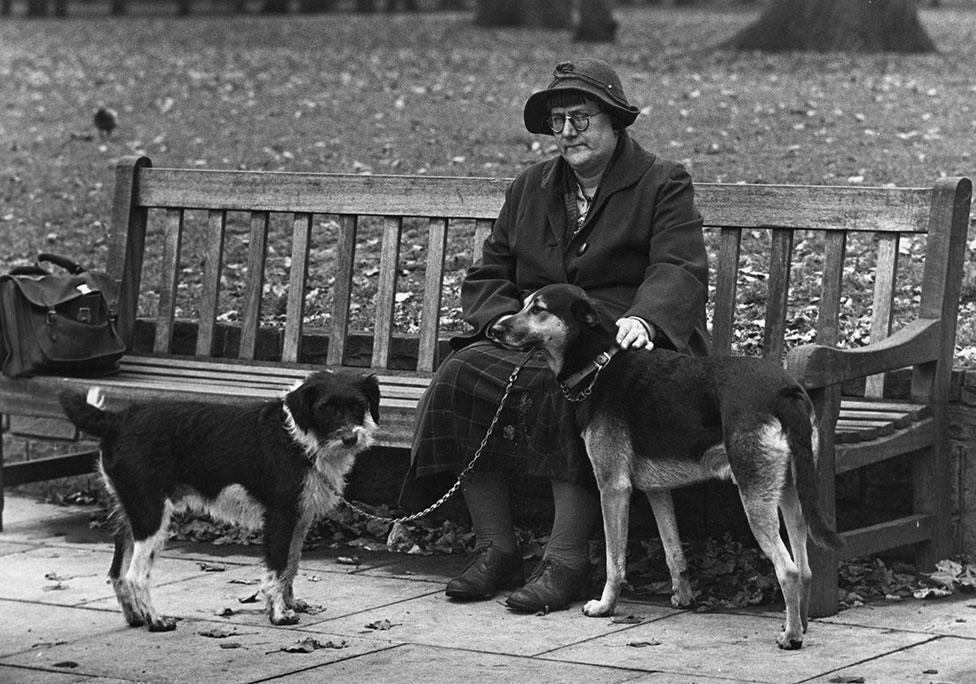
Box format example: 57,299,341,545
453,180,525,346
625,165,709,355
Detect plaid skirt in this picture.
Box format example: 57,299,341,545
407,340,590,487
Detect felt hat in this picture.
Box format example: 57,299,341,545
523,58,640,135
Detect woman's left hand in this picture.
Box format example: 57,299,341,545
615,317,654,350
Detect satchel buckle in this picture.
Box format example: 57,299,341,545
78,307,92,324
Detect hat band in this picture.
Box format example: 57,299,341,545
549,71,631,109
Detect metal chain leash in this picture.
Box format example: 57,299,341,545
324,351,533,525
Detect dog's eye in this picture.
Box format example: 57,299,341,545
530,303,545,314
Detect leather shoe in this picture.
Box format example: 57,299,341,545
504,558,589,613
445,544,523,600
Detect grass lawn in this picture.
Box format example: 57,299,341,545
1,5,975,358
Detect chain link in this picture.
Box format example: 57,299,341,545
324,351,534,525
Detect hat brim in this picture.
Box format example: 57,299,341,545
523,83,640,135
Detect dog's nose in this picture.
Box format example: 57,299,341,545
341,432,359,448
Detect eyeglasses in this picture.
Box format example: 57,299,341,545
545,110,601,134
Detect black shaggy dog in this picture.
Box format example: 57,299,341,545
59,370,379,632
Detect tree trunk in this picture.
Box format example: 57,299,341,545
474,0,570,28
724,0,936,53
574,0,617,42
298,0,335,12
261,0,289,12
26,0,47,16
176,0,191,15
109,0,126,15
53,0,66,16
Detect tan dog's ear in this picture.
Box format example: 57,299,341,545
571,298,602,328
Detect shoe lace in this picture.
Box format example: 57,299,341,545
526,558,557,583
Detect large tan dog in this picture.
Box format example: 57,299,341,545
491,283,841,649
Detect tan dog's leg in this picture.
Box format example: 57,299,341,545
738,484,804,649
646,489,695,608
778,482,812,633
583,475,631,617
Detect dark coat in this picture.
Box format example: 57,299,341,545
454,131,710,357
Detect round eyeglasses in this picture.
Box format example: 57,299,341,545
546,111,601,134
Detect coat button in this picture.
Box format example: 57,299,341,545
576,242,588,256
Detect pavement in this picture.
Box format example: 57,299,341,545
1,493,974,684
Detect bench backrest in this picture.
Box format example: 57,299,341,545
108,156,971,400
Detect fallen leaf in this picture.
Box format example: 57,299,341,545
53,661,79,669
219,642,244,649
363,619,399,631
336,556,362,566
628,640,661,647
611,614,645,625
238,591,261,604
278,637,348,654
828,677,865,684
197,562,227,572
199,628,237,639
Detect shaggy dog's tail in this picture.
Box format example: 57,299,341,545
59,388,121,439
779,386,844,550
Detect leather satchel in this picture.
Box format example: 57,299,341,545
0,253,126,378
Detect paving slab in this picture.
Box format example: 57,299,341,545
820,595,976,638
805,635,976,684
0,664,102,684
0,601,120,658
538,608,934,683
81,561,444,629
275,642,648,683
311,590,681,657
0,545,203,607
1,617,393,684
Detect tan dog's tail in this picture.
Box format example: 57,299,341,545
780,386,844,550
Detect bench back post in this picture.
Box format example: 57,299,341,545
109,155,152,350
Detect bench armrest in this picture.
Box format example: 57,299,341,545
785,318,942,390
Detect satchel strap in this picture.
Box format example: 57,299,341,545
38,253,85,275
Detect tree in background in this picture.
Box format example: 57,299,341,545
724,0,936,52
473,0,571,28
474,0,616,41
574,0,617,41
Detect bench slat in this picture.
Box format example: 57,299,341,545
155,208,184,353
373,217,403,369
239,211,270,360
763,229,793,361
697,183,933,233
282,213,313,363
419,218,449,373
711,227,741,357
865,233,899,397
327,215,357,366
196,209,227,356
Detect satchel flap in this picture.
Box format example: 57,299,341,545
0,274,118,311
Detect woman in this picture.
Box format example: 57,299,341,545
406,58,709,613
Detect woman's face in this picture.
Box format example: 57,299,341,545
549,96,618,177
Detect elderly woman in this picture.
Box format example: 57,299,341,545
406,58,709,613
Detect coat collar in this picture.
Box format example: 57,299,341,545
540,133,656,246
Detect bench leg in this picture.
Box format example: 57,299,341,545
1,423,6,533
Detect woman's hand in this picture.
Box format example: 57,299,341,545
616,317,654,350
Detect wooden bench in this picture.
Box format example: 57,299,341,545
1,155,970,618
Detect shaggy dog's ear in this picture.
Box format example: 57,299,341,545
285,382,316,434
359,374,380,423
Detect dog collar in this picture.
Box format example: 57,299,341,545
559,346,619,403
